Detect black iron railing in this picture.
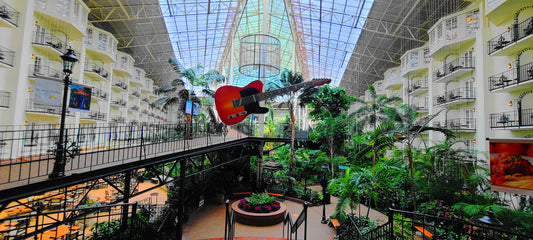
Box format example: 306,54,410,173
346,209,532,240
433,57,475,81
488,16,533,55
0,45,15,67
490,108,533,128
283,202,308,240
32,31,68,54
29,64,64,80
0,0,19,27
80,111,107,121
92,88,108,100
0,121,255,189
407,76,428,93
489,61,533,91
0,202,144,240
84,63,110,80
433,87,475,106
0,90,10,108
224,200,236,240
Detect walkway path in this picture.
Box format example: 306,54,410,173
182,187,388,240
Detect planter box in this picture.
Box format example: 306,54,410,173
231,201,287,226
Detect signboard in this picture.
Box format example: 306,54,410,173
68,84,92,112
490,139,533,196
34,78,62,108
185,100,192,114
192,102,199,115
186,101,199,115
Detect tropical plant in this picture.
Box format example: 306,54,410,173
266,70,306,177
152,58,225,121
351,85,401,133
384,104,454,211
353,121,398,167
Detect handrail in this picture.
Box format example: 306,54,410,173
282,202,308,240
225,199,236,240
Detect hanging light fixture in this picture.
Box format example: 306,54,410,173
472,108,476,112
506,26,511,32
24,121,29,125
472,139,477,143
470,47,474,52
509,101,513,106
471,77,475,82
508,63,513,68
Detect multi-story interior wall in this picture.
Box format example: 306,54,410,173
0,0,167,128
363,0,533,157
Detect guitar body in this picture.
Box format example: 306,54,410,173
215,80,269,125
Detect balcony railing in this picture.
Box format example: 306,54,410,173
92,88,108,100
407,76,429,94
26,94,73,116
488,16,533,55
433,57,475,82
490,108,533,128
130,106,139,111
32,31,67,54
111,98,126,107
132,91,140,98
0,45,15,67
0,0,19,27
113,81,128,90
29,64,64,80
84,64,110,80
489,61,533,91
433,87,475,106
0,90,10,108
81,111,107,121
434,118,476,131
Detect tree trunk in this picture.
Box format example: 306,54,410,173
288,102,295,177
329,137,334,178
407,144,417,211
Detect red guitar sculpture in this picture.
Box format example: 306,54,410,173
215,78,331,125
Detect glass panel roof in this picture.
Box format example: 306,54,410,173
160,0,373,87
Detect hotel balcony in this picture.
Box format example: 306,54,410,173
92,88,108,101
85,26,117,63
489,62,533,92
486,0,530,25
411,101,428,113
110,116,126,123
433,87,475,107
112,81,128,91
0,1,19,28
131,91,141,98
81,111,107,121
29,64,64,81
0,90,10,108
129,106,139,112
434,118,476,132
407,76,429,95
111,98,126,107
400,46,430,77
31,31,68,57
113,52,135,77
84,63,110,81
33,0,88,40
25,94,73,116
374,80,386,96
488,17,533,56
428,9,479,57
433,57,475,83
490,108,533,129
0,45,14,68
141,97,150,104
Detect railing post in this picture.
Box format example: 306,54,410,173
122,171,132,229
224,199,229,240
304,202,308,240
388,209,394,239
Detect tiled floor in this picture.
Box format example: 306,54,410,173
182,186,388,240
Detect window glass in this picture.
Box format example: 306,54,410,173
445,17,457,40
410,52,418,67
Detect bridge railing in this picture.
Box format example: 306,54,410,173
0,121,270,189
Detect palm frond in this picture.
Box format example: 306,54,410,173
171,79,185,87
161,97,181,111
153,86,176,95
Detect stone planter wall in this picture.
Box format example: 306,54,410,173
231,201,287,226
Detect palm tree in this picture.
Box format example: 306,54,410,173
153,57,225,122
351,85,401,133
354,121,398,167
265,70,304,176
385,104,454,211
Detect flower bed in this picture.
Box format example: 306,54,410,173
231,193,286,226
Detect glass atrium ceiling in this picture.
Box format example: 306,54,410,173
160,0,373,87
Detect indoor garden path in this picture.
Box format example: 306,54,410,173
183,186,388,240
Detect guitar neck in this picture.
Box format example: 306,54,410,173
235,81,314,107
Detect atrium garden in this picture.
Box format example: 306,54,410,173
1,0,533,239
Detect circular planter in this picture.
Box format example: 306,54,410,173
231,201,287,226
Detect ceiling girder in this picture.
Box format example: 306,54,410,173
362,17,427,43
